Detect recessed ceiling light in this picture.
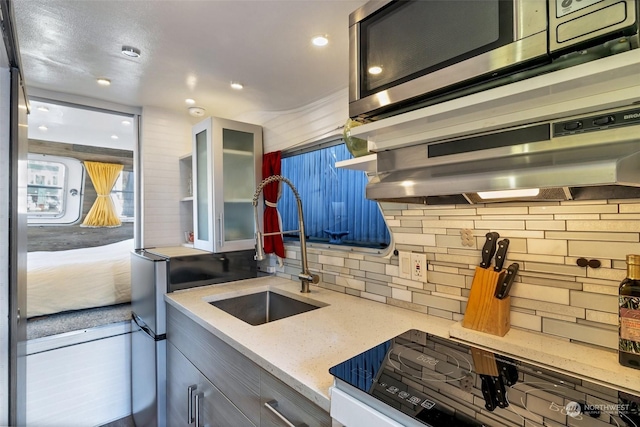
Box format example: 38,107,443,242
312,35,329,47
38,125,48,131
37,106,49,112
111,135,119,140
121,120,131,126
185,98,196,105
121,46,141,58
368,65,383,75
97,78,111,86
230,82,244,90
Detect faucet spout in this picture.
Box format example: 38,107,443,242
253,175,319,293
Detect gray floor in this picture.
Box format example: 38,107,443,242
100,415,135,427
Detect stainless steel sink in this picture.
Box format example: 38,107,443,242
209,291,324,326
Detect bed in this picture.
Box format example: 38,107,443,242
27,239,133,318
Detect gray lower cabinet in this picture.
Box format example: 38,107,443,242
167,304,331,427
260,371,330,427
167,341,254,427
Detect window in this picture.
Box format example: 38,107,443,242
110,170,134,221
27,154,84,225
280,141,390,250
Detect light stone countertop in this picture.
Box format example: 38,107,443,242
165,276,640,413
165,276,454,411
450,322,640,396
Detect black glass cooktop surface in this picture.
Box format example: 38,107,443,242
329,330,640,427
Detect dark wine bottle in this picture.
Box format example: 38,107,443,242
620,254,640,369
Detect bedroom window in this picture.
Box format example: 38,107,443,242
111,170,134,221
27,154,84,225
280,140,390,250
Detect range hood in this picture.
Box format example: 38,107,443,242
366,106,640,204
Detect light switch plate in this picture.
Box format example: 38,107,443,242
398,251,412,279
411,252,427,282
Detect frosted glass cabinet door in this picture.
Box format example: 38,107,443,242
192,116,262,253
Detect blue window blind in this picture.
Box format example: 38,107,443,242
280,143,390,249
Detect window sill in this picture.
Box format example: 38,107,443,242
284,241,390,257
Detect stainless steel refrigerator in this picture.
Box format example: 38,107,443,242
130,248,258,427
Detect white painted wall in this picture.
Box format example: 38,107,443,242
140,106,192,247
239,88,348,154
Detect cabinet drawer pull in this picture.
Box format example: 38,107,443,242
194,392,204,427
188,385,198,424
264,400,308,427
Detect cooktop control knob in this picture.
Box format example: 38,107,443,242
593,115,615,126
563,121,582,131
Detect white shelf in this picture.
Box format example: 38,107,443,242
352,50,640,152
335,154,377,173
181,196,193,202
179,153,192,161
222,148,253,156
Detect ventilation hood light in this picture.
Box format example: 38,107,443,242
368,66,383,75
37,106,49,112
97,78,111,86
121,120,131,126
477,188,540,199
185,98,196,105
111,135,119,140
38,125,48,131
230,82,243,90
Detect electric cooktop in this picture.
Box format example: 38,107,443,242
329,330,640,427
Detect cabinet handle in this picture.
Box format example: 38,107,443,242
217,212,224,247
188,385,198,424
194,392,204,427
264,400,308,427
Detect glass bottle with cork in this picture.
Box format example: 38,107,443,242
620,254,640,369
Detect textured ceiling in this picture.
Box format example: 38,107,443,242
13,0,367,119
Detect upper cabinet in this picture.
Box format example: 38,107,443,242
192,117,263,253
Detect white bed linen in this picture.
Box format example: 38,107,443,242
27,239,133,318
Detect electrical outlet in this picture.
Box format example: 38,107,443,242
398,251,412,279
411,252,427,282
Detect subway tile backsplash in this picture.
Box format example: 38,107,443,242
279,199,640,351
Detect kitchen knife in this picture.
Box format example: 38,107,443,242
495,263,519,299
480,374,497,411
491,375,509,409
493,239,510,272
497,357,519,387
480,232,500,269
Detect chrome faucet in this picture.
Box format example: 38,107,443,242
252,175,319,293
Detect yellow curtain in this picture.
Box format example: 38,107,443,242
82,161,124,227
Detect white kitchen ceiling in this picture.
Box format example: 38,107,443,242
13,0,366,119
28,100,136,150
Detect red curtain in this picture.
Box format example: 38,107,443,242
262,151,285,259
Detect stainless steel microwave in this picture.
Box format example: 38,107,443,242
349,0,640,120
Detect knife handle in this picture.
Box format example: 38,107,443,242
480,232,500,269
492,375,509,409
480,375,496,412
493,239,510,272
495,263,519,299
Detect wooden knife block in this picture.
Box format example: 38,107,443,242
462,266,511,337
